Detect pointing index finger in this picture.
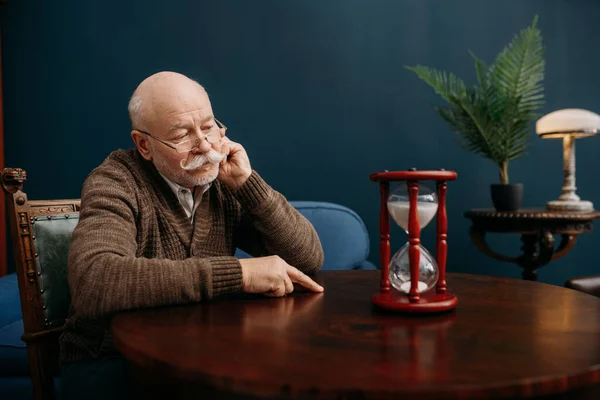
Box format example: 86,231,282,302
286,266,324,293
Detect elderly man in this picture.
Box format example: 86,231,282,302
59,71,324,399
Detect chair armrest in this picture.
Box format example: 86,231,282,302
0,273,23,327
565,275,600,298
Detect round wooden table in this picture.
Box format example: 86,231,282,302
112,271,600,399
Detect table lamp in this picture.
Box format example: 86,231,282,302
536,108,600,211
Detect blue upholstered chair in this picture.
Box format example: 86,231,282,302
235,201,376,271
0,168,376,400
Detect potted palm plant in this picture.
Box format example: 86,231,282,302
406,16,545,211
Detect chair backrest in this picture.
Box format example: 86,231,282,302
1,168,79,400
236,201,372,270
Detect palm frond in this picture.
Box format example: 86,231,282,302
435,87,504,163
489,15,545,119
435,106,492,158
404,65,466,106
406,15,545,183
470,51,490,99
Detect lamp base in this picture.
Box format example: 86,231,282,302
547,199,594,212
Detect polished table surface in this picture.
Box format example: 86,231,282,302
112,271,600,399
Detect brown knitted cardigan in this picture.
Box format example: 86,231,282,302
59,149,324,364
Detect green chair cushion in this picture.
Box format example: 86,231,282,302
32,215,78,327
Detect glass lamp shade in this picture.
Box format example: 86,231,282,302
387,183,439,294
536,108,600,139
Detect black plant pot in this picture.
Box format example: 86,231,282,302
490,183,523,212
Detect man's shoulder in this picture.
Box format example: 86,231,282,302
84,148,144,187
99,148,139,170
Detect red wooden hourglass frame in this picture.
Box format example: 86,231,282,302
369,169,458,313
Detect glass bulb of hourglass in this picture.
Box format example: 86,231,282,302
387,182,439,293
387,183,438,232
389,243,439,293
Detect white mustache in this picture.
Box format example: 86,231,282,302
180,150,225,171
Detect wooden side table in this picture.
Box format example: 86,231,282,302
464,208,600,281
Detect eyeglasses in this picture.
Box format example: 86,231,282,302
137,118,227,153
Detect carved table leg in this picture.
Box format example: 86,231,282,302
537,231,556,266
518,232,556,281
552,234,577,262
469,227,581,281
469,227,519,263
519,234,539,281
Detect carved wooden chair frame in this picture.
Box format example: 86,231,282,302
1,167,80,400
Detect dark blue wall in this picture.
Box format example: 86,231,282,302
2,0,600,285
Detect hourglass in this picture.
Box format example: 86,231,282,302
369,169,458,313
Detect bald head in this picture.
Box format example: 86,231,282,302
128,71,207,131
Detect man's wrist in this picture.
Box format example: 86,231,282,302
227,171,252,190
232,170,272,210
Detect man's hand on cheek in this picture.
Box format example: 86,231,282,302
217,137,252,190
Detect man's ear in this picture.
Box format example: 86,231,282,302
131,130,153,161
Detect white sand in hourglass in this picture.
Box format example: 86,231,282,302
387,201,438,231
399,281,428,293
